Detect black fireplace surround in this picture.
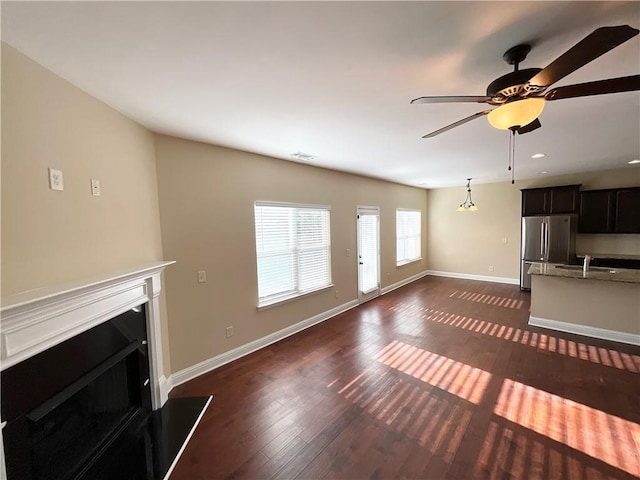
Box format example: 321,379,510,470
2,305,210,480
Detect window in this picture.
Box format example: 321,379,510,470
396,209,421,266
254,202,332,308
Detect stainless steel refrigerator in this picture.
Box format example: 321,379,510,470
520,215,577,290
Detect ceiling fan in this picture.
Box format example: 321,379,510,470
411,25,640,138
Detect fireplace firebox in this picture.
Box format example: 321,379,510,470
2,306,152,480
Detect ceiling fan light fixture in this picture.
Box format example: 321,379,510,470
487,98,545,130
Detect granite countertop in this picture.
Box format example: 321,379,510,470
576,253,640,260
528,263,640,284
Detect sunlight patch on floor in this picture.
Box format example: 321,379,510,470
389,302,640,373
333,369,473,452
448,290,525,309
373,340,492,404
494,379,640,477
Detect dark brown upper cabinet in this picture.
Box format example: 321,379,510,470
521,185,580,216
614,188,640,233
579,190,615,233
578,187,640,234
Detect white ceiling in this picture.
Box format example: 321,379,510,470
2,1,639,188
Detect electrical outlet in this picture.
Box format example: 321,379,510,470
489,265,495,272
225,326,234,338
91,179,101,196
335,289,339,298
346,249,351,257
48,168,64,191
197,270,207,283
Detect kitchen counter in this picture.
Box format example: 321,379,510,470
577,253,640,260
528,264,640,344
528,263,640,284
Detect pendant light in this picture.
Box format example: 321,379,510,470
457,178,478,212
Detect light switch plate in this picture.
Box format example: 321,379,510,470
91,179,101,196
197,270,207,283
48,168,64,191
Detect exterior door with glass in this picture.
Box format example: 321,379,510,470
357,207,380,303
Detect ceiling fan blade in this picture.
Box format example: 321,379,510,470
517,118,541,135
411,96,491,104
527,25,639,90
544,75,640,101
422,110,491,138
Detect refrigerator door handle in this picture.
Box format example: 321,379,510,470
540,222,545,257
544,221,550,261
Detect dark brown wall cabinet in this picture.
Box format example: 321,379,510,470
578,187,640,234
521,185,580,216
579,190,615,233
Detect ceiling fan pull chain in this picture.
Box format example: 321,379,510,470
511,130,516,184
507,132,512,172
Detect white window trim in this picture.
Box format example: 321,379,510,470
254,201,332,309
396,208,422,267
256,200,332,211
397,257,423,267
256,283,335,311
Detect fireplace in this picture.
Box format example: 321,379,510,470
2,307,151,480
1,262,211,480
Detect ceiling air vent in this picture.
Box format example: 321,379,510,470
290,152,317,162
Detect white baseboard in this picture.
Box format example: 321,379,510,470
426,270,520,286
158,375,173,405
529,315,640,346
381,270,430,295
170,299,359,388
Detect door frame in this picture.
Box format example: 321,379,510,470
356,206,381,304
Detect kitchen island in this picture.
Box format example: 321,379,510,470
528,263,640,345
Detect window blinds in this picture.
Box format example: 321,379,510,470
254,203,331,307
396,209,421,265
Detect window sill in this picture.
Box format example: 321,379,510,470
257,284,335,311
396,257,422,267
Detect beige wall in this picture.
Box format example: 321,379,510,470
1,44,171,374
427,168,640,280
154,135,428,373
531,275,640,336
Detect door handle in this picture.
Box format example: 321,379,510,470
359,262,364,265
544,222,549,260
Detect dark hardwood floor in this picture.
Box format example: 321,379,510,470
169,276,640,479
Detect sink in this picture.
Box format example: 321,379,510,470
555,265,617,273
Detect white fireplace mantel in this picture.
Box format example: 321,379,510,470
0,261,175,409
